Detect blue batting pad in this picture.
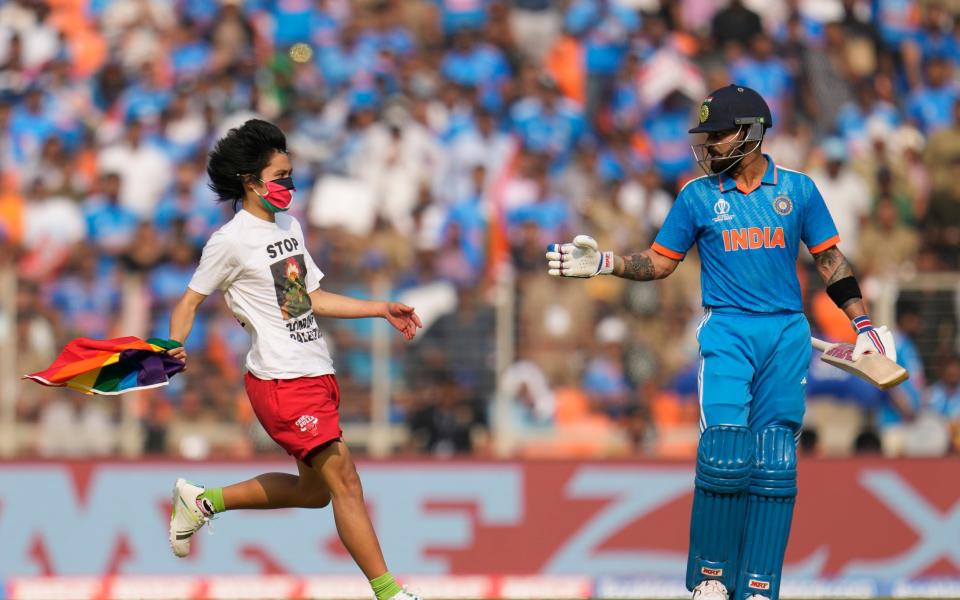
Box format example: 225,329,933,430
736,426,798,600
686,425,753,592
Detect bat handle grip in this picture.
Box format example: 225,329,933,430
810,337,833,352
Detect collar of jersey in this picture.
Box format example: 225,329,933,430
718,153,778,194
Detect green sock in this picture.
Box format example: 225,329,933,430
370,572,402,600
198,488,226,514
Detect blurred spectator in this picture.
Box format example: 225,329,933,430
897,247,959,380
903,2,958,87
923,98,960,267
439,29,510,109
415,285,495,398
443,164,489,273
509,0,561,65
906,56,959,134
710,0,762,52
872,0,921,52
84,172,139,256
442,108,512,203
803,21,855,134
929,354,960,453
46,247,120,341
98,119,174,219
37,395,116,457
836,78,900,153
564,0,640,121
506,169,572,246
408,372,482,455
809,137,870,265
510,75,586,165
518,274,594,386
435,0,490,36
582,316,632,418
729,33,793,126
9,87,57,167
21,178,85,279
930,355,960,419
856,194,918,278
877,300,926,456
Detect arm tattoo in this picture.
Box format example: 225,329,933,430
814,246,854,285
621,253,657,281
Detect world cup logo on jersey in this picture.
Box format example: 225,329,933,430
773,195,793,216
712,198,735,222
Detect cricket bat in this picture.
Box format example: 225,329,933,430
811,337,909,390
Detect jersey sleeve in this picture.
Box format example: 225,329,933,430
802,179,841,253
652,189,697,260
188,230,238,295
304,251,324,292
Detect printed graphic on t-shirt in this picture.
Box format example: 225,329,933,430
271,255,312,320
270,254,322,343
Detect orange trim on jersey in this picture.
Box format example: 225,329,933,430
736,179,762,194
808,235,840,254
652,242,685,260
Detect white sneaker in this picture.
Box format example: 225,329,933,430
168,478,213,557
692,579,729,600
745,595,768,600
386,587,422,600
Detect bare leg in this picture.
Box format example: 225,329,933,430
221,459,331,510
312,440,388,579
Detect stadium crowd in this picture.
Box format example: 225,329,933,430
1,0,959,459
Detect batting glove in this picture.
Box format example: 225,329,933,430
851,316,897,362
546,235,614,278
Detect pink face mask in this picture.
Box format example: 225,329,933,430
257,177,296,212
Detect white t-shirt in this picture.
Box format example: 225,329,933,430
188,210,335,380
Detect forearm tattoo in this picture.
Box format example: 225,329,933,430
814,246,853,285
621,253,657,281
815,246,859,307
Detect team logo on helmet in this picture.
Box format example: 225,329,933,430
773,195,793,216
699,96,713,123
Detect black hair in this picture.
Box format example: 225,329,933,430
206,119,287,207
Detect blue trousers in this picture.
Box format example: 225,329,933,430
696,308,810,434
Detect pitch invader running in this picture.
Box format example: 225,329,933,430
546,85,895,600
164,120,423,600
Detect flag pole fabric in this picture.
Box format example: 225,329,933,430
24,336,185,395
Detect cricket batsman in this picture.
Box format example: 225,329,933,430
545,85,895,600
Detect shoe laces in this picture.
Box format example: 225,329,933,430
398,585,421,600
193,497,216,534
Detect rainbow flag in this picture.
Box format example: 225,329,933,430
24,337,185,395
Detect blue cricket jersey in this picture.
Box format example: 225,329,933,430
654,155,839,314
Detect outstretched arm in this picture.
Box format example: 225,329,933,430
613,249,680,281
168,288,209,366
309,289,422,340
546,235,679,280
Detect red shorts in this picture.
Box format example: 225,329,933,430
244,372,342,462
